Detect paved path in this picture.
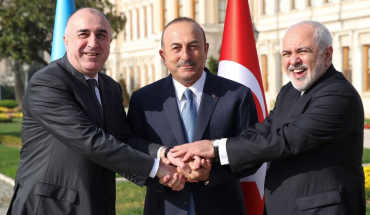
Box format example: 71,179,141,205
0,179,13,215
0,129,369,214
364,129,370,148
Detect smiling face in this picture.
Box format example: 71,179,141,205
63,8,112,78
282,24,332,91
159,21,209,87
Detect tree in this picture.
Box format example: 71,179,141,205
118,79,130,107
207,55,219,75
0,0,126,108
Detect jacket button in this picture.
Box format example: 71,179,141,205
184,200,188,206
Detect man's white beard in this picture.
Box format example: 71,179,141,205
291,55,326,91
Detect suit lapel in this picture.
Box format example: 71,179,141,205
160,75,187,146
193,72,220,141
66,67,104,129
99,75,113,131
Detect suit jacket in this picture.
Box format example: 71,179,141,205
128,69,260,215
227,65,365,215
8,55,160,215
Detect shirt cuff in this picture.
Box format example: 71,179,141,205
217,138,229,165
149,158,160,178
157,146,165,159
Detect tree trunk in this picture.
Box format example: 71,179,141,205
12,61,24,109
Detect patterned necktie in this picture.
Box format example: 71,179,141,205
181,88,197,215
87,79,105,128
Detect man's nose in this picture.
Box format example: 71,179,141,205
181,48,191,60
290,54,301,65
87,35,98,48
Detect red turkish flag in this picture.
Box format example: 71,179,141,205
218,0,268,214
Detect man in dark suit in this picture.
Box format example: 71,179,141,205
172,20,365,214
127,17,260,215
7,8,179,215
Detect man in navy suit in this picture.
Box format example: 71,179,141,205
127,17,260,215
172,20,365,215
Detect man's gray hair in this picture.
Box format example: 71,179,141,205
285,20,332,54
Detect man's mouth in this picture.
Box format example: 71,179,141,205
292,68,306,74
85,52,99,56
289,66,308,79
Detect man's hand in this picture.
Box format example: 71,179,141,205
159,147,202,172
178,158,212,182
156,161,185,191
171,140,215,161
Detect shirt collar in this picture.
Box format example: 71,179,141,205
84,74,99,86
173,71,206,101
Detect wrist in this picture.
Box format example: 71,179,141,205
212,140,220,164
164,147,173,159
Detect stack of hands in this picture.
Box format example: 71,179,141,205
155,140,214,191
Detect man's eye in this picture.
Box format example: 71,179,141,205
78,33,88,38
172,47,180,52
98,34,107,38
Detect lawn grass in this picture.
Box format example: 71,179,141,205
364,148,370,164
0,118,22,138
116,182,146,215
0,117,22,147
0,144,20,179
1,117,370,214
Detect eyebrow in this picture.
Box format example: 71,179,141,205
76,29,108,34
282,46,314,54
170,40,200,47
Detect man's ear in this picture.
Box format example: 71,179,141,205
325,46,333,66
63,35,68,46
159,49,166,66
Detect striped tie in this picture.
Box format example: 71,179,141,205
181,88,197,215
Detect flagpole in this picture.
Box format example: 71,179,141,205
50,0,76,62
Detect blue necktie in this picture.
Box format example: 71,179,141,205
181,88,197,215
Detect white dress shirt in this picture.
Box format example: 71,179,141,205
217,90,306,165
157,71,207,158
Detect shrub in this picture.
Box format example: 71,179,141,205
0,117,12,122
0,135,22,148
365,166,370,189
0,99,18,109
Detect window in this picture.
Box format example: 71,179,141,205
343,47,352,83
219,0,227,23
262,0,266,15
292,0,299,9
277,0,283,13
136,8,140,39
307,0,315,7
162,0,169,30
144,6,147,37
129,10,133,40
193,0,199,21
176,0,184,17
364,45,370,91
262,55,268,92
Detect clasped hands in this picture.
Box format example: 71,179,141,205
156,143,213,191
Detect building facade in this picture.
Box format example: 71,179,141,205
106,0,370,117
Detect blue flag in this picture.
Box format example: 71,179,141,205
50,0,76,62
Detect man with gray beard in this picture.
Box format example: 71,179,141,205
171,20,365,214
